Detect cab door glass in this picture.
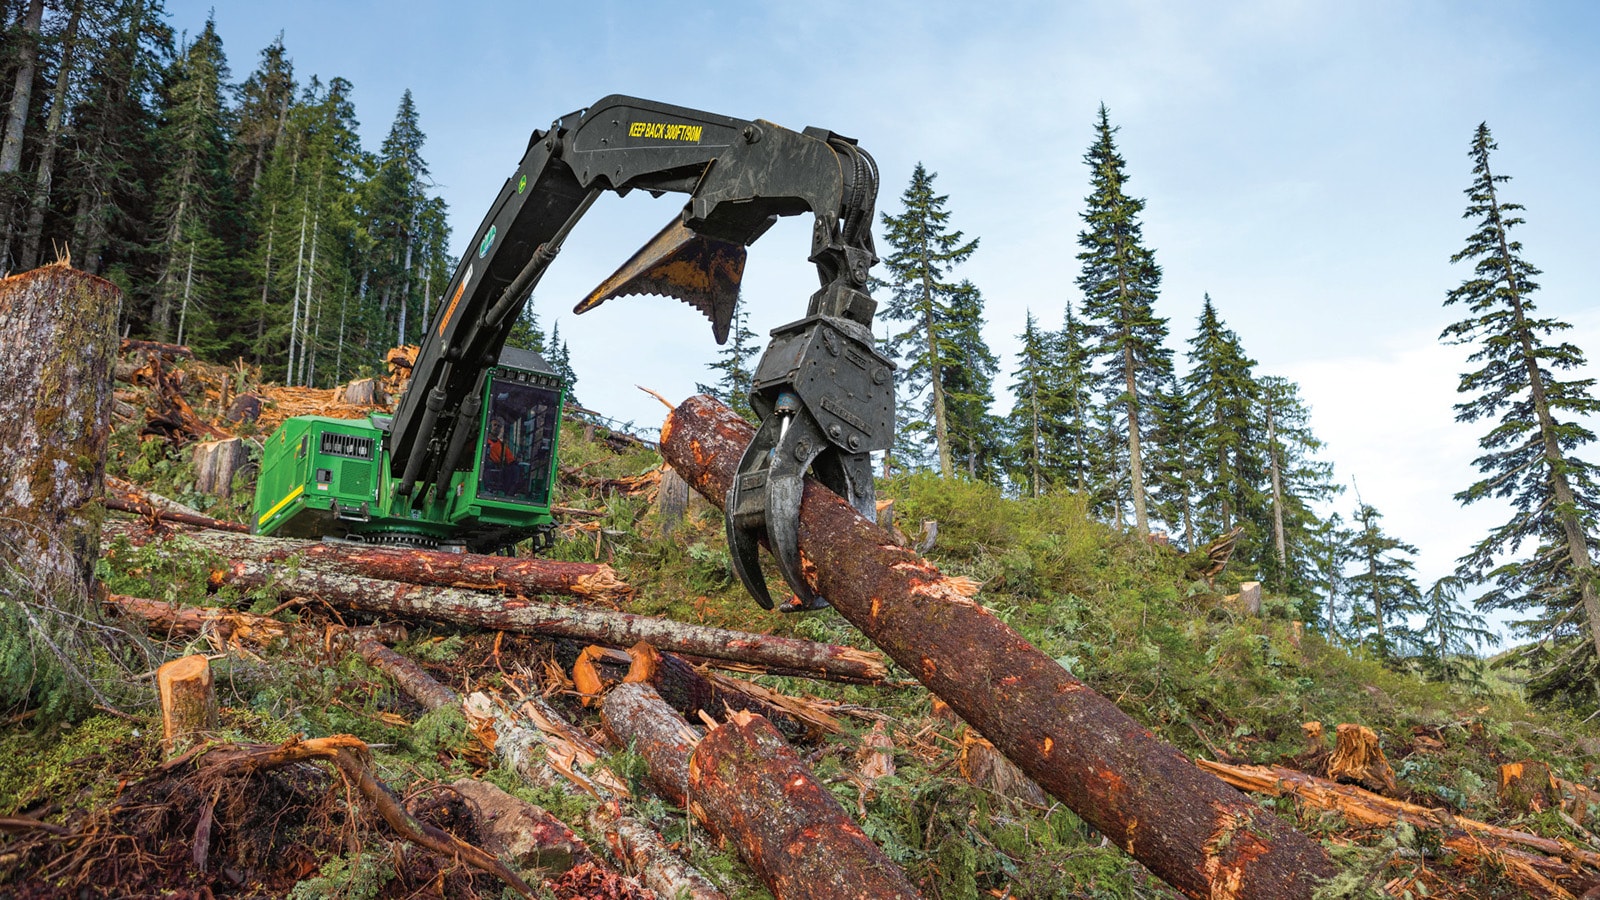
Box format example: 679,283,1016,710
480,375,558,506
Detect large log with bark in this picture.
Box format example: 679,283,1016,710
659,395,1337,900
602,683,923,900
0,265,122,708
108,522,633,603
192,550,890,683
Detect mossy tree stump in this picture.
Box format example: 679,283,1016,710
0,264,121,713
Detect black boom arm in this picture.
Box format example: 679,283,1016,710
387,95,893,611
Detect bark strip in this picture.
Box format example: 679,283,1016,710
660,394,1337,900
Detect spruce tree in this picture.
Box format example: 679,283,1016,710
1181,295,1261,541
1257,375,1340,595
878,163,982,478
1054,302,1105,503
1003,310,1060,496
1405,575,1499,683
1076,104,1171,533
1441,123,1600,700
942,279,1001,481
546,319,577,406
1310,513,1355,643
230,33,294,202
66,0,171,279
696,298,758,420
363,89,431,348
1148,371,1200,547
147,15,233,345
1346,502,1423,660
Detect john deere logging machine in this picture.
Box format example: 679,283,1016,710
253,95,895,611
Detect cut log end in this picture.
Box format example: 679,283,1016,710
158,654,217,756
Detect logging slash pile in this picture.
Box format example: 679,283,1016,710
6,267,1600,899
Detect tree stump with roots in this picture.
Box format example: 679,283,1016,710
0,264,124,714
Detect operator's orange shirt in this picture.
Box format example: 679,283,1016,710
487,438,515,464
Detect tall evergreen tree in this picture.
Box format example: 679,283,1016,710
546,319,576,406
1054,302,1107,504
696,297,758,420
878,163,982,478
1003,310,1060,496
230,33,293,202
1346,501,1423,660
66,0,171,280
1181,295,1262,541
1441,123,1600,700
1403,575,1499,683
942,279,1001,481
147,14,232,344
1257,375,1340,595
1309,512,1356,643
1076,104,1170,533
364,89,431,348
1148,370,1200,547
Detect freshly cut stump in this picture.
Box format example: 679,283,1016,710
1327,723,1399,797
157,654,217,755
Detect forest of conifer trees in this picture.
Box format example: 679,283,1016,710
0,0,574,391
4,2,1596,702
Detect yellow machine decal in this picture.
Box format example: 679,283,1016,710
438,265,474,336
628,121,703,142
258,484,305,526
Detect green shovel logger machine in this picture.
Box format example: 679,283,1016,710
253,95,896,611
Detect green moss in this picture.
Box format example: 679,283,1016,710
0,713,157,815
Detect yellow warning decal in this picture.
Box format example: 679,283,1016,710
258,484,305,526
628,121,703,142
438,265,474,336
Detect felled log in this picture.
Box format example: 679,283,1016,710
600,683,701,807
176,734,534,897
660,395,1336,900
691,709,923,900
1327,723,1398,797
579,642,838,741
354,641,726,900
201,553,888,684
192,437,249,498
120,338,193,358
108,594,405,656
959,729,1048,808
108,522,632,604
1199,758,1600,898
0,264,122,706
604,683,921,900
104,477,248,533
447,778,591,874
157,654,217,756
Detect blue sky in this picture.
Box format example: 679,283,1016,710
179,1,1599,623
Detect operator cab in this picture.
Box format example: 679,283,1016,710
476,345,563,508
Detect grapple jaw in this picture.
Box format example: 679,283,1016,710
573,217,746,344
724,317,894,612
